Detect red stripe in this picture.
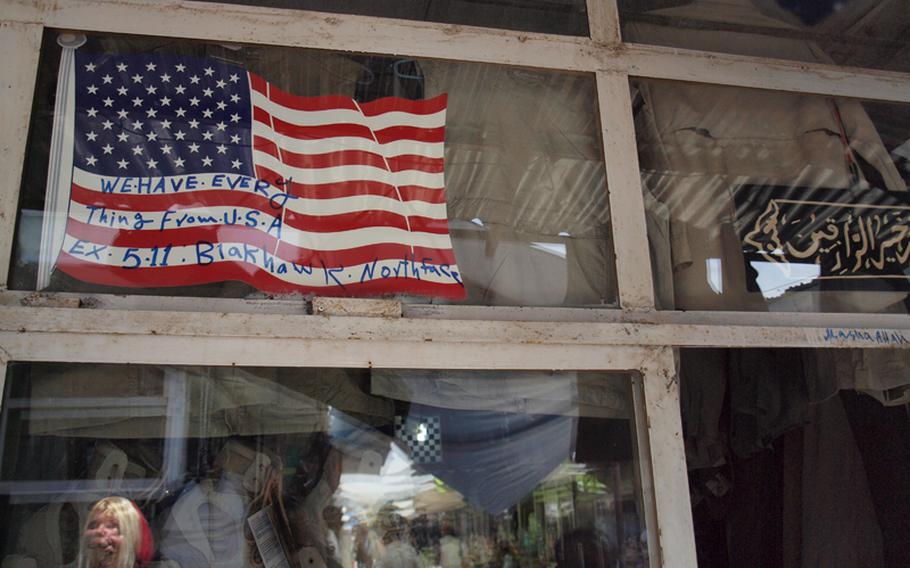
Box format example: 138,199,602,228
250,72,358,112
253,136,443,173
254,165,447,203
57,251,466,299
70,184,282,216
358,94,448,117
283,209,451,234
64,219,458,268
386,154,444,173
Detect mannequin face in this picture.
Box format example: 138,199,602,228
85,514,123,568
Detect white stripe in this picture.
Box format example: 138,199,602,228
252,91,446,130
73,168,289,199
281,223,454,251
70,189,448,224
253,127,444,159
254,150,444,188
60,235,462,287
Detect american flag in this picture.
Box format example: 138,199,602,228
40,50,465,299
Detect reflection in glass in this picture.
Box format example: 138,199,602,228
11,31,616,307
633,78,910,313
0,364,650,567
677,347,910,567
619,0,910,74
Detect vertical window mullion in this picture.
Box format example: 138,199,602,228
641,347,697,567
0,22,43,288
587,0,622,44
597,71,656,309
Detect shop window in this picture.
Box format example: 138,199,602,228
631,78,910,313
188,0,590,37
10,31,617,307
0,363,650,568
676,347,910,568
618,0,910,74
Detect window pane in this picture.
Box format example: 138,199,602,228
190,0,590,37
619,0,910,74
677,347,910,567
633,78,910,313
0,363,650,568
11,31,617,307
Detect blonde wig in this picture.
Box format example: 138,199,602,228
78,497,142,568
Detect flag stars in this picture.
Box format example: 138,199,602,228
145,108,158,118
85,62,97,72
216,144,227,154
201,131,214,141
160,73,171,83
117,158,129,169
203,67,215,77
216,101,227,111
230,113,241,124
101,74,113,84
117,132,130,143
85,155,97,166
174,157,186,168
230,134,241,144
160,119,172,130
189,75,200,85
174,130,187,141
188,119,200,129
188,142,200,153
101,144,114,155
86,107,99,118
132,96,144,107
159,96,171,106
117,109,129,120
215,79,226,89
131,119,144,130
117,86,129,96
201,156,213,166
189,97,200,107
102,97,114,107
146,158,158,169
86,84,98,95
175,63,186,73
174,85,186,95
175,107,187,118
116,63,128,72
145,85,158,95
131,73,143,83
231,159,242,170
101,120,114,130
202,108,214,119
160,144,173,155
202,87,214,98
146,62,157,72
215,121,227,132
230,94,241,104
146,131,158,142
229,73,239,83
85,131,98,142
132,145,144,156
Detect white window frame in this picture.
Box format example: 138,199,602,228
2,1,910,566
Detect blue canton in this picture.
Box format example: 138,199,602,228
74,52,254,178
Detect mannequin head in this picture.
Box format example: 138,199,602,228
78,497,151,568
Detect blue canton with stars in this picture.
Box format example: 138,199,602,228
74,52,254,178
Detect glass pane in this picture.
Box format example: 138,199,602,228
0,363,650,568
190,0,589,37
677,347,910,567
633,78,910,312
619,0,910,74
10,31,617,307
